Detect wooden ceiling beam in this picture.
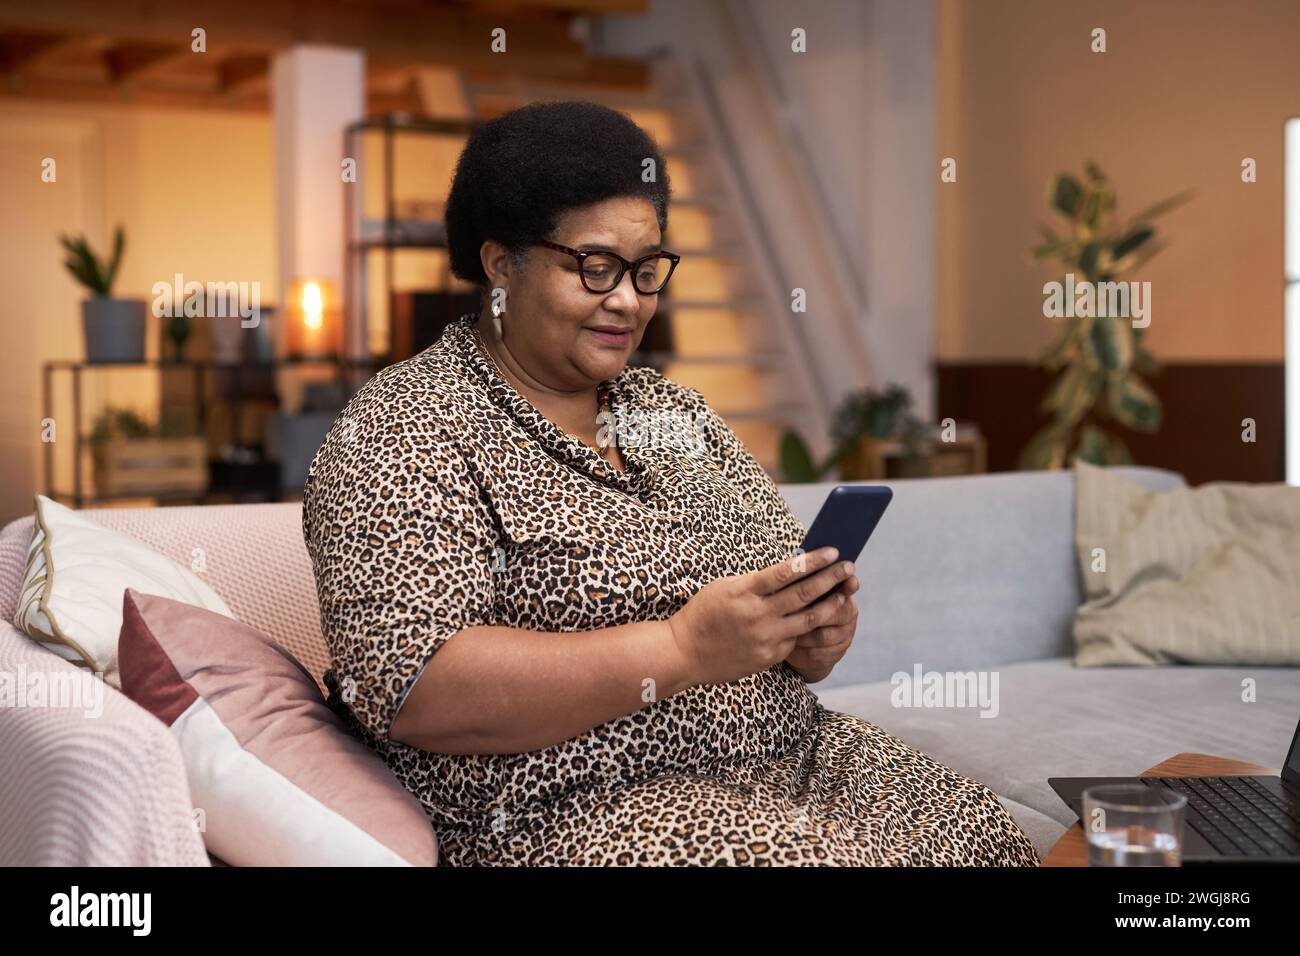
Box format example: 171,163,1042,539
0,0,649,88
0,75,269,112
102,40,185,85
462,0,645,13
0,31,86,76
216,53,270,97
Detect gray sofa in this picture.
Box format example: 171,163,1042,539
2,464,1294,864
794,466,1300,858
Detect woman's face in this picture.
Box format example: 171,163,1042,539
481,195,663,391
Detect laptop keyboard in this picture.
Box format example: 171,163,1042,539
1142,776,1300,857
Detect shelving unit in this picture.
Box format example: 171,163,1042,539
42,357,383,508
343,114,478,362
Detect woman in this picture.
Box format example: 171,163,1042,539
302,100,1038,866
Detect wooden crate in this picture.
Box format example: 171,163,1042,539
92,437,208,497
842,435,987,480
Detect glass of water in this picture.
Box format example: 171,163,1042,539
1083,784,1188,866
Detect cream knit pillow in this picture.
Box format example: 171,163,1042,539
1073,461,1300,666
14,494,234,688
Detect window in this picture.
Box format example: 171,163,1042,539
1286,119,1300,485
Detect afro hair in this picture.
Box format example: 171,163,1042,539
444,100,673,287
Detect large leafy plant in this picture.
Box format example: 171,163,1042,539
1020,164,1191,469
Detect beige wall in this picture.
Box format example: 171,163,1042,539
0,99,274,524
937,0,1300,362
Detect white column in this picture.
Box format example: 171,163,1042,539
271,44,365,361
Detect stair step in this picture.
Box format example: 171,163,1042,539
712,405,805,423
665,244,745,258
647,351,783,367
665,297,766,311
662,144,711,160
670,194,727,211
463,81,689,113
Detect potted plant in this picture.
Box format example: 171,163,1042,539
60,224,147,363
780,383,928,482
1019,163,1192,468
88,406,207,498
166,312,192,362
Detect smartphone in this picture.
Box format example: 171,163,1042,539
799,485,893,567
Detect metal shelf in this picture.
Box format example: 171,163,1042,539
343,113,478,359
42,357,388,509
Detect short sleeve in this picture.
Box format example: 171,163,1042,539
301,402,499,745
683,387,808,554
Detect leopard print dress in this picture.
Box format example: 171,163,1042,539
301,312,1039,866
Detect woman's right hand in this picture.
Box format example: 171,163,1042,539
667,548,856,687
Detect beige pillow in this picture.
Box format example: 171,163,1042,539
1072,460,1300,666
14,495,233,688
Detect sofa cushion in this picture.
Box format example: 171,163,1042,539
118,589,437,866
1072,459,1300,666
814,657,1300,827
0,500,331,696
782,466,1187,691
13,495,233,688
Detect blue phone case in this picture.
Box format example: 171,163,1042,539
799,485,893,565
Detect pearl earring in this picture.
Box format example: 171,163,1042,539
490,288,506,339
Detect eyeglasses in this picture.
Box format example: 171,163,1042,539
534,240,681,295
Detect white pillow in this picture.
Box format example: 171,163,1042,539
14,494,233,688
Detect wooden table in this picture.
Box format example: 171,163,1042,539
1040,752,1279,866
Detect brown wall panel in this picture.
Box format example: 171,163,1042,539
936,363,1285,486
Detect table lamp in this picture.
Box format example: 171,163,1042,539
285,278,341,359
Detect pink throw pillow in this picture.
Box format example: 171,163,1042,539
117,588,437,866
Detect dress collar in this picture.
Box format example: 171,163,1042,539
447,312,644,490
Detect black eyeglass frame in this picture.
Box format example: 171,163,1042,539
534,240,681,295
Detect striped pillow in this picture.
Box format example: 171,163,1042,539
118,588,437,866
1073,460,1300,666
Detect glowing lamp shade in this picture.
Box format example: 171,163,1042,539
285,278,341,358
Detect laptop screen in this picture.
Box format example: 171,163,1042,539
1284,716,1300,787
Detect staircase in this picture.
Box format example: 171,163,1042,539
449,55,828,475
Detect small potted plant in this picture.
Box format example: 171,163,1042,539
166,311,192,362
89,406,207,498
60,224,147,363
780,383,928,482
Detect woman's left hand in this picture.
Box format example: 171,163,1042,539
784,574,859,683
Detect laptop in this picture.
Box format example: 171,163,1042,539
1048,713,1300,864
